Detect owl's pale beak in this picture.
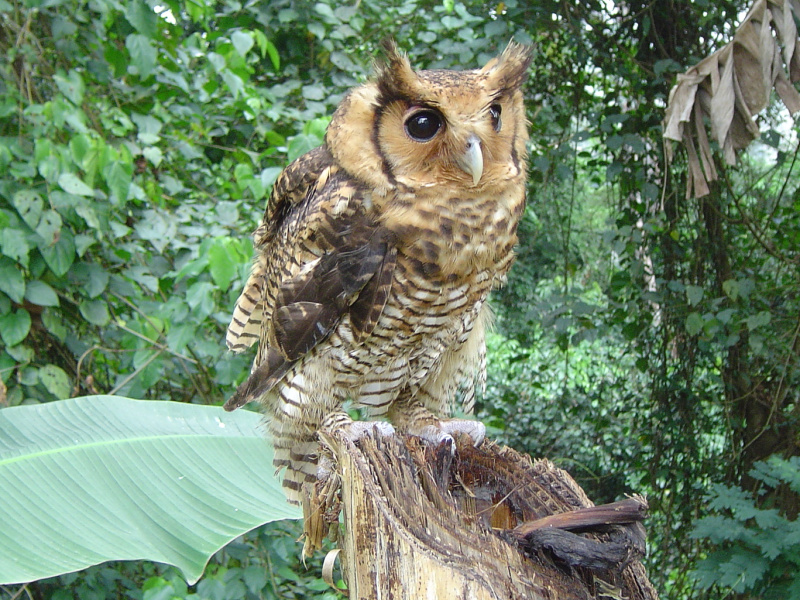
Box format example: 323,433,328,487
457,134,483,185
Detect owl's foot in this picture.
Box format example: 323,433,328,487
440,419,486,446
320,411,396,442
316,414,395,480
417,418,486,449
345,420,396,440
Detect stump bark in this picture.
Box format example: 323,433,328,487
306,429,660,600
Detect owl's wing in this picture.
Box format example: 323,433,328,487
225,158,397,411
226,146,337,354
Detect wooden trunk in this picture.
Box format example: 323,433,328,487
307,430,660,600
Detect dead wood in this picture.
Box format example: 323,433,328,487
305,429,660,600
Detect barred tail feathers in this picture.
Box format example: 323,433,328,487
226,254,267,353
271,432,319,505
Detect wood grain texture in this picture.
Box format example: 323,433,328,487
312,431,660,600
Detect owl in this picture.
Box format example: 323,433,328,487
225,41,532,504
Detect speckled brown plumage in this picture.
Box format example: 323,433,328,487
226,41,532,503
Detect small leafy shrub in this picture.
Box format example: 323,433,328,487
691,455,800,599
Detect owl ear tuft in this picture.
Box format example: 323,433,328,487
482,41,533,94
375,39,423,103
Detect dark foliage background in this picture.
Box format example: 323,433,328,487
2,0,799,598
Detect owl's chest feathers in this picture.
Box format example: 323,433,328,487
375,184,523,279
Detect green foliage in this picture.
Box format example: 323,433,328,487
0,396,300,585
691,456,800,599
31,520,340,600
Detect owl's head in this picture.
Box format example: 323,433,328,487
327,42,532,194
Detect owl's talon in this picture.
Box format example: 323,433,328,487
418,425,455,448
342,420,396,442
316,453,336,482
438,419,486,447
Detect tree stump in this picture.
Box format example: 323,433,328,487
305,429,660,600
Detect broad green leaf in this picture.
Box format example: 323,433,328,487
286,134,319,162
53,70,85,105
134,209,176,253
0,257,25,303
231,30,254,57
0,228,29,267
207,52,226,73
685,285,704,306
79,298,110,326
125,0,158,37
37,154,63,185
184,0,208,23
38,364,71,398
722,279,739,300
314,2,335,20
104,160,133,202
0,308,31,347
253,31,279,70
57,172,94,197
265,39,280,70
76,262,110,298
78,142,104,189
685,312,704,336
41,308,67,342
186,281,216,317
123,265,159,293
261,166,283,189
221,69,244,98
131,112,163,142
104,45,128,78
75,233,96,257
35,209,62,245
126,34,157,79
0,396,299,585
12,190,43,229
19,366,38,387
69,133,92,165
40,231,76,277
746,311,771,331
143,146,163,166
24,280,59,307
243,565,268,593
5,343,32,364
208,241,235,289
75,202,101,230
166,323,196,353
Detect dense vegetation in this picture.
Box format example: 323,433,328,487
1,0,799,598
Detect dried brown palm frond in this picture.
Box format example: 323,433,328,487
663,0,800,198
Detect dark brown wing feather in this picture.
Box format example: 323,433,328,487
225,165,397,411
348,234,397,342
226,147,337,354
274,302,340,361
225,347,291,411
261,146,336,243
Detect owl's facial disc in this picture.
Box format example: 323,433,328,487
457,134,483,185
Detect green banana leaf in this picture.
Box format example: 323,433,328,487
0,396,300,585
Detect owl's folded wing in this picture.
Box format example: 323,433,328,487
225,146,337,355
225,160,396,411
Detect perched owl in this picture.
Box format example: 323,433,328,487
225,41,532,504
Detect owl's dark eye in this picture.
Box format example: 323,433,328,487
489,104,502,132
404,109,443,142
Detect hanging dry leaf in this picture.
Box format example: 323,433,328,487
663,0,800,198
